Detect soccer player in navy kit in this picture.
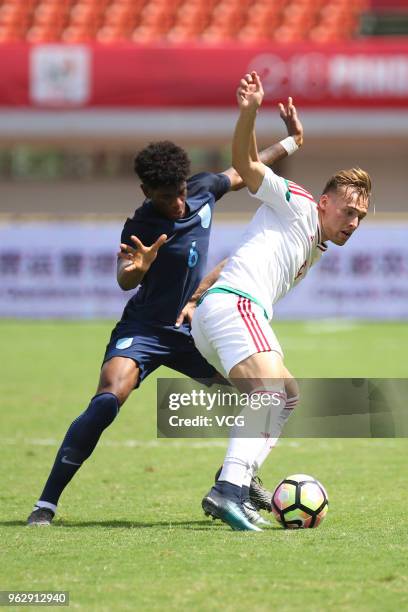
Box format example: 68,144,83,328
27,101,303,526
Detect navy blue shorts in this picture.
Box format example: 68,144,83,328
103,321,216,387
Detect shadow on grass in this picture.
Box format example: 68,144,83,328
2,519,219,530
56,519,217,529
2,519,281,530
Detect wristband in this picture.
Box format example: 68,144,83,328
279,136,299,156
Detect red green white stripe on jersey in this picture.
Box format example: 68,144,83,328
287,180,316,203
198,286,268,319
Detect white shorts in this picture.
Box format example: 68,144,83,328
191,292,283,378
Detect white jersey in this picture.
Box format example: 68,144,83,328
215,166,327,320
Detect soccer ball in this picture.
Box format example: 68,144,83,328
271,474,328,529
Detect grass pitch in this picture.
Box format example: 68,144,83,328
1,320,407,611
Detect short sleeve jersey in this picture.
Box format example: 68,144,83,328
215,166,327,320
120,172,230,329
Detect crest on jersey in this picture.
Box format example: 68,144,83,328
115,337,133,349
198,203,211,228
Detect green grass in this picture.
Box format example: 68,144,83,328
1,321,408,611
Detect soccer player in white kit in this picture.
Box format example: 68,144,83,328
191,72,371,531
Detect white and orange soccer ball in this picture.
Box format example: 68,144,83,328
271,474,329,529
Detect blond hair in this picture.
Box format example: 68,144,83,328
322,168,372,205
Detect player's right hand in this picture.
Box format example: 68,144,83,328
278,97,303,147
175,300,196,327
236,71,264,111
118,233,167,274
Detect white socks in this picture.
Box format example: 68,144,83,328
252,394,300,471
219,437,265,487
218,390,300,488
219,386,286,487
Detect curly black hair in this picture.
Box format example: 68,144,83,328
134,141,190,188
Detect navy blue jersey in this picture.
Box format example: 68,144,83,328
119,172,230,330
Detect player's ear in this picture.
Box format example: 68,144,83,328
318,194,328,211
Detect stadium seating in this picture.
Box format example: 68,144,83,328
0,0,370,44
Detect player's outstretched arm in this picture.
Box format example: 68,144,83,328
117,233,167,290
232,71,266,194
259,96,303,166
222,89,303,191
278,96,303,148
226,75,304,193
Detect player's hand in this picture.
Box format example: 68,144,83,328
278,97,303,147
237,71,264,111
175,300,196,328
118,233,167,274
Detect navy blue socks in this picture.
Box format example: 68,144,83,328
38,393,119,507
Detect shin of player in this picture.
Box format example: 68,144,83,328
220,376,300,493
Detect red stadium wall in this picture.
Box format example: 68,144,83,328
1,41,408,109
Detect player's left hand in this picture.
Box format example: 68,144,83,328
278,97,303,147
175,300,196,327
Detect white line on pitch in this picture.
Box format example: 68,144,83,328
0,437,301,449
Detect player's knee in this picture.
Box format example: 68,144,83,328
87,392,120,428
97,357,139,405
97,382,132,407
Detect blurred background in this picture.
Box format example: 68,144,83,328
0,0,407,319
